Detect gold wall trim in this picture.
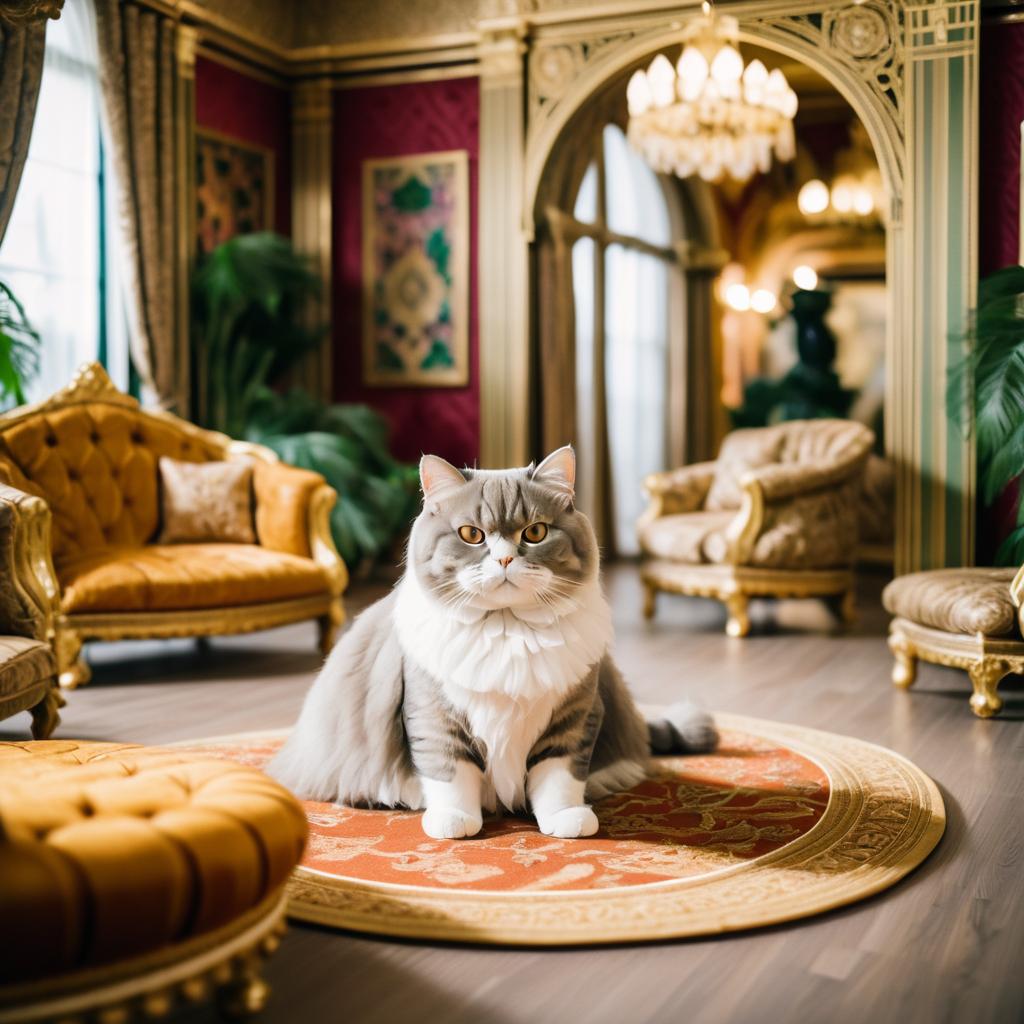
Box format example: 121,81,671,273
132,0,480,81
332,65,480,90
479,23,531,469
291,79,334,404
194,43,287,87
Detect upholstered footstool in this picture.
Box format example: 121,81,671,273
883,567,1024,717
0,741,308,1022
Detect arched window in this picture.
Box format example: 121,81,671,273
0,2,129,402
570,124,675,556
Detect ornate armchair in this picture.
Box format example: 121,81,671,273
884,565,1024,718
0,483,62,737
0,364,348,688
638,419,874,636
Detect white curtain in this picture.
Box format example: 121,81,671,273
570,124,672,556
0,0,129,402
605,245,669,555
572,235,597,524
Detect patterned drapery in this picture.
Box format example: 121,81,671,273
0,19,46,244
93,0,181,410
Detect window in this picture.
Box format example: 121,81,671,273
0,1,128,403
569,124,677,556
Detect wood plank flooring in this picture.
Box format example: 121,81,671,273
5,565,1023,1024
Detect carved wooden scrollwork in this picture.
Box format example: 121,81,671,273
525,2,908,192
0,0,64,26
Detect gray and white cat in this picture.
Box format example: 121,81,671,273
269,446,717,840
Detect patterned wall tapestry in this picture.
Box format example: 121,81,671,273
195,128,274,255
361,150,469,387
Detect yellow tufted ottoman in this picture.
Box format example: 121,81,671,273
0,741,308,1022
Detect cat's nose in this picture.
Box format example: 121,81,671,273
497,556,514,568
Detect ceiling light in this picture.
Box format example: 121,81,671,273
724,282,751,311
798,179,830,216
626,2,798,183
792,265,819,291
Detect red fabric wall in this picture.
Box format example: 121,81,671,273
194,56,292,238
332,78,480,468
979,20,1024,277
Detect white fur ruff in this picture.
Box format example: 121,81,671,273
395,572,611,811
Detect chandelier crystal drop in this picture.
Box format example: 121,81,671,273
626,1,799,183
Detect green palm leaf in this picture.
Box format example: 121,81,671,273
0,280,40,409
949,265,1024,562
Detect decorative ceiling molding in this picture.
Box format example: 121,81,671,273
130,0,911,90
523,2,913,233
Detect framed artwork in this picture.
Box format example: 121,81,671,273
195,128,274,256
361,150,469,387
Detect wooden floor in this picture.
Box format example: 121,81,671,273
6,564,1023,1024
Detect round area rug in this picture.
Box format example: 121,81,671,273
176,713,944,945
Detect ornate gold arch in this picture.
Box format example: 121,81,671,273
476,0,978,574
523,4,905,219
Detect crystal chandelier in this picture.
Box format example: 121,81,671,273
626,1,799,183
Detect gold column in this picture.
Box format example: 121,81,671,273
675,241,729,464
174,22,198,417
291,78,333,403
478,21,530,468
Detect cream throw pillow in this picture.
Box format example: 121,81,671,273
158,457,256,544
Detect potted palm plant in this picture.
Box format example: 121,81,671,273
948,265,1024,564
0,280,40,410
191,233,419,571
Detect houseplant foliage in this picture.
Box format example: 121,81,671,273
191,232,325,439
191,233,419,569
948,264,1024,564
245,388,420,570
0,279,41,410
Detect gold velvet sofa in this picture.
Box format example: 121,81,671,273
0,484,62,737
0,364,348,688
639,419,874,636
0,739,307,1021
884,565,1024,718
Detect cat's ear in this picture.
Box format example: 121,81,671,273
532,445,575,505
419,454,467,507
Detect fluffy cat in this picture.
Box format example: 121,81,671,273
269,446,717,840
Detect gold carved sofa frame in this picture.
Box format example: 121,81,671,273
0,364,348,688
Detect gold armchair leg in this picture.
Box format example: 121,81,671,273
725,593,750,638
29,683,65,739
56,630,91,690
888,629,917,689
839,587,857,625
642,581,657,620
317,599,344,657
968,660,1008,718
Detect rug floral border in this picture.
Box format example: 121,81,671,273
279,713,945,945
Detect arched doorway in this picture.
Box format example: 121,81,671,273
479,4,978,573
532,76,723,554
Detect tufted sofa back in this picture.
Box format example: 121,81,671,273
0,402,225,565
705,419,875,511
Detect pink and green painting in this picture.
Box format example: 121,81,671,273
361,151,469,387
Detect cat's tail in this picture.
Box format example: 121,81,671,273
647,701,719,755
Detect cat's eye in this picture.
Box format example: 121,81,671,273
458,525,484,545
522,522,548,543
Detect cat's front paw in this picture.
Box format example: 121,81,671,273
422,806,483,840
537,805,599,839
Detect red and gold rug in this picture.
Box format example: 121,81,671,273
177,713,944,944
